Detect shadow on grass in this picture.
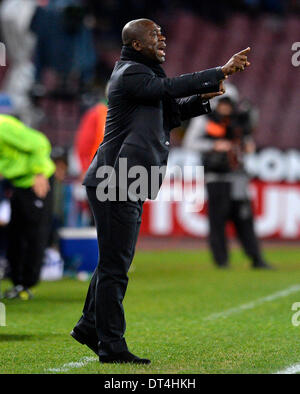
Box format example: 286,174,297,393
1,297,84,305
0,333,66,342
0,334,35,342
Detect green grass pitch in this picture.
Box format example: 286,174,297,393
1,247,300,374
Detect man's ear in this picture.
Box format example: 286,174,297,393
132,40,142,51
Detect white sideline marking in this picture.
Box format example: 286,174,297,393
47,356,97,373
275,363,300,374
204,284,300,321
46,284,300,373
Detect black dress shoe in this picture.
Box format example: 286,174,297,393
216,262,229,269
99,350,151,364
70,322,99,355
252,261,274,270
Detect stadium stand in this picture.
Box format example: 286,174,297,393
161,11,300,150
6,10,295,151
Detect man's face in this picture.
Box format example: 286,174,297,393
55,160,67,182
138,21,166,63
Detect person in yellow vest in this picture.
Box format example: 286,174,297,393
0,104,55,299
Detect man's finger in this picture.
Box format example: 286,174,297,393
237,55,248,61
235,64,244,71
237,47,251,56
235,60,246,67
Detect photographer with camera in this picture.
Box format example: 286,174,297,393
184,95,272,269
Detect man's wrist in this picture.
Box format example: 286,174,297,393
218,66,226,79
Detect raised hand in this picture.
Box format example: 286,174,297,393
222,47,251,77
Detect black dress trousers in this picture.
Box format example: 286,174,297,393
7,184,53,288
207,181,264,266
82,186,143,355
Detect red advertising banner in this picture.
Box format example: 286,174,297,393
140,180,300,239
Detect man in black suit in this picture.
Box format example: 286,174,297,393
71,18,250,364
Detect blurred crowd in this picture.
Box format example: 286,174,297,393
0,0,299,116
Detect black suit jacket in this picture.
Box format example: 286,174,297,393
83,59,224,199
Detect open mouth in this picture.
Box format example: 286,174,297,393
157,45,166,57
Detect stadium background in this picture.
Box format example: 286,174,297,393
0,1,299,260
1,0,300,375
1,0,300,273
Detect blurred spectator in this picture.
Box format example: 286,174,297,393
85,0,169,41
0,111,55,299
0,178,11,287
48,146,68,248
72,90,108,227
0,178,11,254
75,99,107,179
183,96,272,269
0,0,38,125
30,2,96,95
0,95,13,264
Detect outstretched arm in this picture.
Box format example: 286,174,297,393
177,96,211,121
123,64,225,100
123,48,250,101
177,81,226,120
